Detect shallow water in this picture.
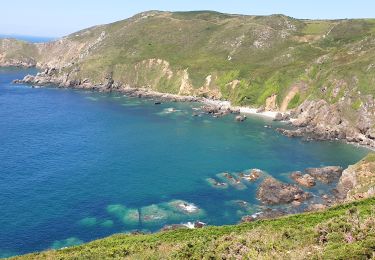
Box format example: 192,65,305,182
0,67,369,257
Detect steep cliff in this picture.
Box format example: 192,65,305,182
337,153,375,200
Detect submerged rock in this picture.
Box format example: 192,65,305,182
257,177,311,205
235,115,247,122
167,200,202,215
141,204,168,223
218,172,247,190
206,178,228,189
290,171,316,187
305,166,343,184
239,169,262,182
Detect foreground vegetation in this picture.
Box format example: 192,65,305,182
12,197,375,259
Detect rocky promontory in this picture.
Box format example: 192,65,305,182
278,100,375,148
336,153,375,201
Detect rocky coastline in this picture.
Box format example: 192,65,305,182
241,160,374,222
8,66,375,230
277,99,375,149
12,68,286,118
11,67,375,150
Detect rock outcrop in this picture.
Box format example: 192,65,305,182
278,99,375,148
290,171,316,187
304,166,343,184
336,153,375,201
257,177,311,205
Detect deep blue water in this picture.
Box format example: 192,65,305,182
0,35,55,43
0,67,369,257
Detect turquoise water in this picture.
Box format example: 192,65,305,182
0,67,369,257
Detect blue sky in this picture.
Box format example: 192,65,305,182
1,0,375,37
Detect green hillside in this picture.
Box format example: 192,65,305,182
2,11,375,109
12,197,375,259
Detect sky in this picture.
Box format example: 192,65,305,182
1,0,375,37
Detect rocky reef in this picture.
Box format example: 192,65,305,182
257,177,311,205
240,160,375,223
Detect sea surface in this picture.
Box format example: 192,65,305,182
0,67,369,257
0,34,55,43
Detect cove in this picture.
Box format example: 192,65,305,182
0,68,369,257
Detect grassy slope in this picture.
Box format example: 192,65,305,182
63,12,375,107
13,197,375,259
0,39,39,62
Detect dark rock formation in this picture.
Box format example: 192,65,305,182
239,169,262,182
305,166,343,184
256,106,265,113
235,115,247,122
290,171,316,187
276,99,375,148
257,177,311,205
276,128,304,138
194,221,206,228
273,113,283,121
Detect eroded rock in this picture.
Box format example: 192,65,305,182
305,166,343,184
257,177,311,205
290,171,316,187
235,115,247,122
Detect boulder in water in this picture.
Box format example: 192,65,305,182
290,171,316,187
257,177,311,205
235,115,246,122
304,166,343,184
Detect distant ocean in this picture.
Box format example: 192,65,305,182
0,34,56,43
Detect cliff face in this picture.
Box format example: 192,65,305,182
337,153,375,200
2,11,375,145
